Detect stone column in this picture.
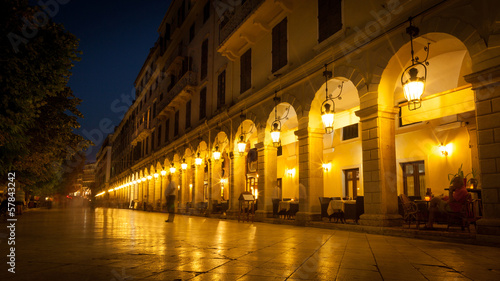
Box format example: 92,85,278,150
465,66,500,236
255,142,277,220
356,105,401,226
231,153,246,214
294,127,324,223
194,163,204,213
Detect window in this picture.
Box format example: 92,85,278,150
177,0,185,27
157,125,162,145
201,39,208,80
344,168,359,199
164,119,170,142
318,0,342,42
160,92,164,101
174,111,179,136
240,49,251,93
186,100,191,129
401,161,425,198
153,102,157,118
342,123,358,140
199,87,207,119
203,1,210,23
217,70,226,109
189,23,195,42
272,18,287,73
151,132,155,151
145,136,149,155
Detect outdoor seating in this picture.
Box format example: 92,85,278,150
447,194,481,232
272,198,280,218
287,202,299,219
399,194,421,228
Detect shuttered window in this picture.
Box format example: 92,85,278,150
185,100,191,129
240,49,251,93
272,18,287,73
318,0,342,42
199,87,207,119
217,70,226,109
201,39,208,80
174,111,179,136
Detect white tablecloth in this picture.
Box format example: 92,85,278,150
327,200,356,216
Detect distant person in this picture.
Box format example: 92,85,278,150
165,175,176,222
425,178,469,229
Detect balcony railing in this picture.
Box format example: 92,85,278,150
157,70,197,115
219,0,264,45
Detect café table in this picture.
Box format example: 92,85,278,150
327,199,356,216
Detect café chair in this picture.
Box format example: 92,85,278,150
399,194,420,228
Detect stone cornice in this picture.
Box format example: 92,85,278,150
464,64,500,90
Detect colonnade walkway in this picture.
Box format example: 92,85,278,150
2,208,500,280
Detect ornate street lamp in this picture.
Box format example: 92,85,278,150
195,152,203,165
160,170,167,176
181,158,188,170
237,135,246,154
270,91,289,147
154,173,159,178
169,163,176,174
237,112,247,154
401,17,430,111
213,145,221,161
321,65,343,134
147,175,152,180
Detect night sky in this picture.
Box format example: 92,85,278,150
52,0,172,162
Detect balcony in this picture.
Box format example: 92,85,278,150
157,70,197,116
218,0,291,59
130,122,151,145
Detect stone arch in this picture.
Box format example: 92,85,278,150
234,119,257,153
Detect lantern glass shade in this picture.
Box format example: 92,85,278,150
270,122,281,147
154,173,159,178
147,175,152,180
141,177,146,182
237,135,246,154
321,103,334,134
170,165,176,174
160,170,167,176
195,155,203,165
181,162,188,170
213,146,221,161
402,67,425,110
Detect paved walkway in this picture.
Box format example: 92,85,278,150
1,208,500,280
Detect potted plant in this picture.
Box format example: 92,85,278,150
467,168,479,189
448,164,466,189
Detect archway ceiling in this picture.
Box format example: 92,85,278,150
318,79,360,112
392,34,470,103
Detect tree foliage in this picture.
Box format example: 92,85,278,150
0,0,90,192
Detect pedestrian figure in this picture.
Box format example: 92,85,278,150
165,174,176,222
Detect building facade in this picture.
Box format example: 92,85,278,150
95,0,500,235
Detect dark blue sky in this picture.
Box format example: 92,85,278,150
52,0,172,162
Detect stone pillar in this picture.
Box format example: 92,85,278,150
255,142,277,220
294,127,324,223
194,163,204,212
465,66,500,236
356,105,401,226
228,152,245,217
207,159,214,212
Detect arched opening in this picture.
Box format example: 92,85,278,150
266,103,299,201
310,77,362,199
381,32,475,198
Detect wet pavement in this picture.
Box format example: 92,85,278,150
1,208,500,281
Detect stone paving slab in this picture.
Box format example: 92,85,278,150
1,208,500,280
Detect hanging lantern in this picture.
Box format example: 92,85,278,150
181,158,188,170
169,163,176,174
141,177,146,182
195,152,203,165
213,145,221,161
147,175,152,180
154,173,159,178
160,170,167,176
401,17,429,111
237,134,246,154
270,121,281,147
320,65,342,134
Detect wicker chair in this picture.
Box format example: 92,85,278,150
399,194,420,228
